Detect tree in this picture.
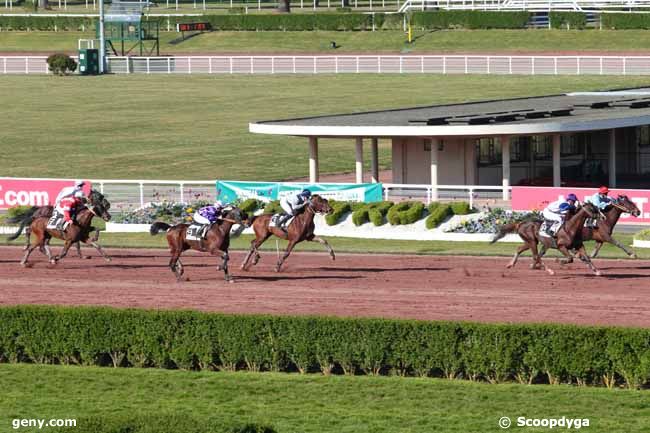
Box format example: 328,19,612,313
47,53,77,76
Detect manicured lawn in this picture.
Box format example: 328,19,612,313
5,29,650,54
3,230,645,260
0,363,648,433
1,75,650,181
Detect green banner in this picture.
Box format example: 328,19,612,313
216,181,383,203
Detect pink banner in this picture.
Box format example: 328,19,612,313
0,178,91,210
512,186,650,224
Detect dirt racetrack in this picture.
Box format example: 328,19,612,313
1,246,649,328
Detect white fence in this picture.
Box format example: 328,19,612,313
83,179,506,211
399,0,650,12
3,55,650,75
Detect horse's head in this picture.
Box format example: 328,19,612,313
87,190,112,222
613,195,641,217
223,206,248,226
309,195,333,215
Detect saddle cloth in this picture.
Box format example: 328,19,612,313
47,212,65,230
186,223,209,241
270,213,294,228
538,221,553,238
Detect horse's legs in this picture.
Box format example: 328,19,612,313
241,239,258,271
88,240,111,262
241,234,271,271
530,240,554,275
275,240,298,273
54,240,74,263
506,243,529,268
595,234,635,259
20,243,38,267
24,226,32,251
221,251,233,282
310,236,335,261
76,241,83,258
169,249,184,282
576,245,601,276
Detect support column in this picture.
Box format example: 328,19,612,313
464,139,476,185
430,138,439,202
501,135,510,201
309,137,319,184
609,129,617,188
371,138,379,183
552,133,561,187
355,137,364,184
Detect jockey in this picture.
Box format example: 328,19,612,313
542,193,578,236
192,200,225,226
586,186,612,211
278,189,312,232
55,190,84,231
55,180,86,206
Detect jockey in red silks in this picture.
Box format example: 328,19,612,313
55,190,84,230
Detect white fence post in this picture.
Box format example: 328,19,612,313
209,57,213,74
187,57,192,74
508,56,512,74
468,188,474,211
146,58,150,74
25,57,28,74
139,183,145,208
180,183,184,203
623,57,627,75
230,57,233,74
3,58,6,74
464,56,468,74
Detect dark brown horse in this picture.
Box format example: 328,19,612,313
579,195,640,259
150,207,247,282
491,202,601,276
12,190,112,266
240,194,335,272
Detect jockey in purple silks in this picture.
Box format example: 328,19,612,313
193,200,226,226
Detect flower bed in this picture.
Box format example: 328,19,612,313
448,208,541,234
112,201,211,225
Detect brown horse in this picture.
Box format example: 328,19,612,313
13,190,112,267
491,202,601,276
580,195,640,259
7,205,99,259
150,207,247,282
240,194,335,272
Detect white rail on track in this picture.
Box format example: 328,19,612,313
3,55,650,75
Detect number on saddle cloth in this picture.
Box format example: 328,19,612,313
47,212,65,230
186,223,209,241
271,213,294,228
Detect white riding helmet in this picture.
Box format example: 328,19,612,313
74,190,84,199
214,200,223,208
75,180,85,188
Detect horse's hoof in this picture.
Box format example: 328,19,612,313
595,270,602,277
330,254,336,261
546,268,555,276
506,264,514,269
83,255,92,260
216,265,222,271
631,254,637,260
104,257,112,262
227,278,235,284
274,266,281,273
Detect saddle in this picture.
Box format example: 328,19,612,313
270,213,294,229
186,223,211,241
47,212,66,231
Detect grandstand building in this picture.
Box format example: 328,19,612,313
249,88,650,199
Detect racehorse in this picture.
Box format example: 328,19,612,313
491,202,601,276
12,190,112,267
578,195,640,259
6,205,100,259
240,194,335,272
149,207,247,282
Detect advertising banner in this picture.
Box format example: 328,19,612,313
0,178,91,210
216,181,383,203
512,186,650,224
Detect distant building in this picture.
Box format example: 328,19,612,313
249,88,650,199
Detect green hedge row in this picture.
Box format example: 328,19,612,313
52,416,275,433
325,200,350,225
351,201,394,226
549,12,587,30
411,11,530,30
425,203,451,229
387,201,424,225
2,306,650,388
0,15,94,31
601,13,650,29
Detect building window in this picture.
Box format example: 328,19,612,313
477,138,499,165
561,134,587,156
531,135,552,160
637,126,650,148
423,139,431,152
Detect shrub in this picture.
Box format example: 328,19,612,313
450,201,471,215
411,11,529,30
351,201,394,226
263,200,283,215
425,204,451,229
634,229,650,241
601,13,650,29
549,12,587,29
325,201,351,226
387,201,424,225
47,53,77,75
239,198,263,214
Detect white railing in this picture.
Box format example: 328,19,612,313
383,184,509,209
3,55,650,75
399,0,650,12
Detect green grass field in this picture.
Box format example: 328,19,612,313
1,363,648,433
2,75,650,181
4,29,650,54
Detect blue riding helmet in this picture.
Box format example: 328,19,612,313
300,189,312,198
559,202,572,212
566,193,578,202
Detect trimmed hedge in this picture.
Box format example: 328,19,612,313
411,11,530,30
262,200,283,215
450,201,471,215
1,306,650,388
425,203,451,229
351,201,394,226
0,16,94,31
51,416,276,433
549,12,587,30
387,201,425,225
239,198,263,214
601,13,650,29
325,200,350,226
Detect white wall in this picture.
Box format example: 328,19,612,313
392,137,470,185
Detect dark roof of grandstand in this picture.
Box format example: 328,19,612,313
249,88,650,137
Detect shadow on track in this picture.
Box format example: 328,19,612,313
317,266,451,273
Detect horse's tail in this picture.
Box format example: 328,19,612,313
6,207,39,242
150,222,172,236
490,222,520,244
